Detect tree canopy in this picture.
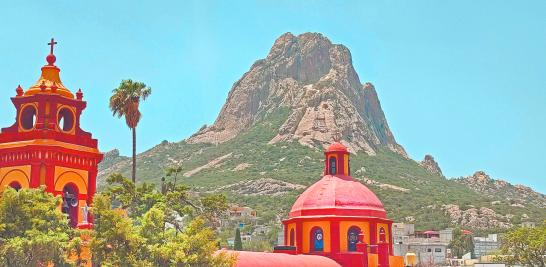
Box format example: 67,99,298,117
0,174,234,267
448,227,474,258
90,173,234,266
0,187,76,266
496,221,546,267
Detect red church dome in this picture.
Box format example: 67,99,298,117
288,175,387,218
325,142,348,153
289,142,386,219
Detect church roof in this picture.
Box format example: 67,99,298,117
231,251,341,267
288,174,387,218
325,142,348,153
24,38,74,99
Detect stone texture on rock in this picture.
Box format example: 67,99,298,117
419,154,443,176
211,178,306,196
188,32,406,156
442,204,512,229
454,171,546,209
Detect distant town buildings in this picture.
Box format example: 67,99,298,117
473,234,501,258
392,223,449,266
229,205,257,218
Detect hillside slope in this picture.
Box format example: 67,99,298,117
99,33,546,231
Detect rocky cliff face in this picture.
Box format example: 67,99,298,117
98,32,546,230
454,171,546,209
188,32,406,156
419,154,443,176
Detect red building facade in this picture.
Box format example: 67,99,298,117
0,39,102,228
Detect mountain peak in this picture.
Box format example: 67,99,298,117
419,154,443,176
188,32,406,156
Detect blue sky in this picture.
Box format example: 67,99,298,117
1,1,545,193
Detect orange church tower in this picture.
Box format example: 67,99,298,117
0,39,103,228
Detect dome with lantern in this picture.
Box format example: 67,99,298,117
289,142,386,218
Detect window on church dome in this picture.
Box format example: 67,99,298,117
311,227,324,252
379,227,386,242
329,157,337,175
289,229,295,246
57,107,75,132
348,226,361,251
20,105,37,130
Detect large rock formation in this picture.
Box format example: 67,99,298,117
98,32,546,230
420,154,443,176
188,32,406,156
454,171,546,209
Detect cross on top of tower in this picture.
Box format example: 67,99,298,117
46,38,58,66
48,38,57,55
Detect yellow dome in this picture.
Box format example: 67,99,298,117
24,44,74,99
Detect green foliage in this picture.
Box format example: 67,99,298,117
449,227,474,258
101,108,546,232
90,194,148,266
104,173,163,218
91,174,233,266
109,79,152,130
495,221,546,266
0,187,75,266
234,228,243,251
201,194,229,225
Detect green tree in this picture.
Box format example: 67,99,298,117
166,166,183,187
90,194,233,266
89,194,149,266
449,228,474,258
496,221,546,267
104,173,163,218
93,174,233,266
109,79,152,184
201,194,229,226
0,187,75,266
234,228,243,251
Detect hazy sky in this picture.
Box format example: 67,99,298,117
1,1,544,192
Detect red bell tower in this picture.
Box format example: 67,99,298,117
0,39,103,228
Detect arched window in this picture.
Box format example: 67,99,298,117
57,107,75,132
20,105,37,130
348,226,361,251
289,228,295,246
311,227,324,252
8,181,22,191
329,157,337,175
62,184,79,228
379,227,386,242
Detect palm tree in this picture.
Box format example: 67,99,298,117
109,79,151,183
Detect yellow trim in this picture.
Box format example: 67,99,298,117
18,103,38,132
0,166,31,191
54,166,89,195
24,66,74,99
56,105,76,134
287,223,296,246
302,221,331,253
0,139,99,154
344,154,349,176
340,221,370,252
377,223,390,243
